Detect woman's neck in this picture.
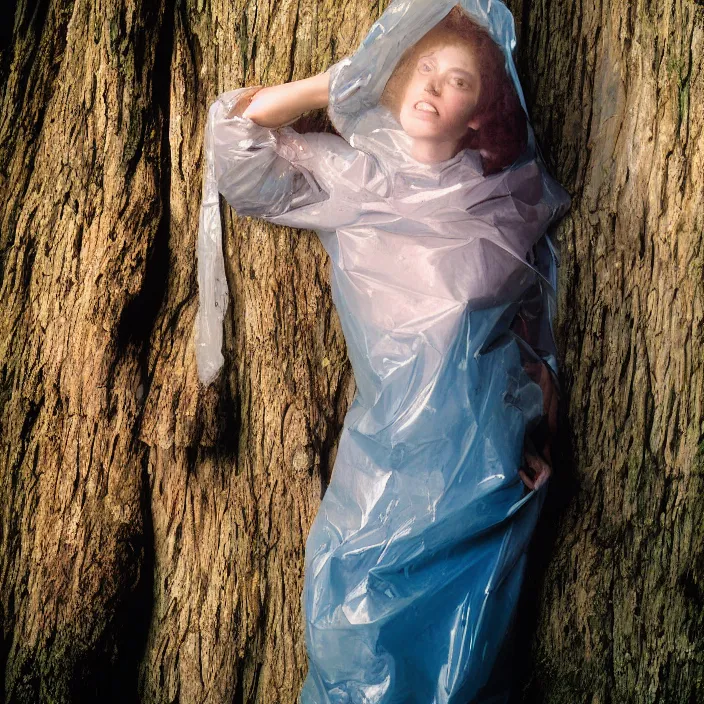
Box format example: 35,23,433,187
409,137,462,164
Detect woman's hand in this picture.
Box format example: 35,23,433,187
225,85,265,119
519,434,552,490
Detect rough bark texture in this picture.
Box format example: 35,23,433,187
511,1,704,702
1,0,363,702
0,1,702,703
1,0,167,700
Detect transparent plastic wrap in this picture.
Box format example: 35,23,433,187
195,0,570,700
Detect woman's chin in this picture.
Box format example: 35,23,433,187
399,120,442,141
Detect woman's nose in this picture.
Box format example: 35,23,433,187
424,81,440,96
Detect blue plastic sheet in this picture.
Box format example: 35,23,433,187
195,0,570,701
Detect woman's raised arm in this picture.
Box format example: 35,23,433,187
239,70,330,128
207,85,364,228
195,66,370,384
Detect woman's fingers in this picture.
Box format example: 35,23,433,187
523,448,552,489
226,86,264,119
518,467,535,490
525,449,551,475
519,451,553,490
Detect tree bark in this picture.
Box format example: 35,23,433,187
1,0,167,700
0,1,702,703
1,0,361,702
511,1,704,703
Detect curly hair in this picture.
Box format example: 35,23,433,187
379,5,528,175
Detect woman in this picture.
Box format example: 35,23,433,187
195,1,570,701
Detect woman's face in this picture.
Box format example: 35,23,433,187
398,43,482,146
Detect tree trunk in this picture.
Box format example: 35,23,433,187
1,0,167,700
0,2,702,704
1,0,361,701
511,1,704,703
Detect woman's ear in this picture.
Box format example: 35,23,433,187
466,116,481,131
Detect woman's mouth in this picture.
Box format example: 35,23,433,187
414,100,439,115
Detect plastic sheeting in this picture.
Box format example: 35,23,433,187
195,0,570,701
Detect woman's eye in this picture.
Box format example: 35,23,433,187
453,78,467,88
419,62,432,72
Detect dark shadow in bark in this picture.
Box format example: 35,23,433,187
70,456,155,704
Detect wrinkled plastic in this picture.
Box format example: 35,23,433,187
195,0,570,700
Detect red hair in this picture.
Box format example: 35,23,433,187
379,6,527,175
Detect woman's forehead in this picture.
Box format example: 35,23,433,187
417,45,479,71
